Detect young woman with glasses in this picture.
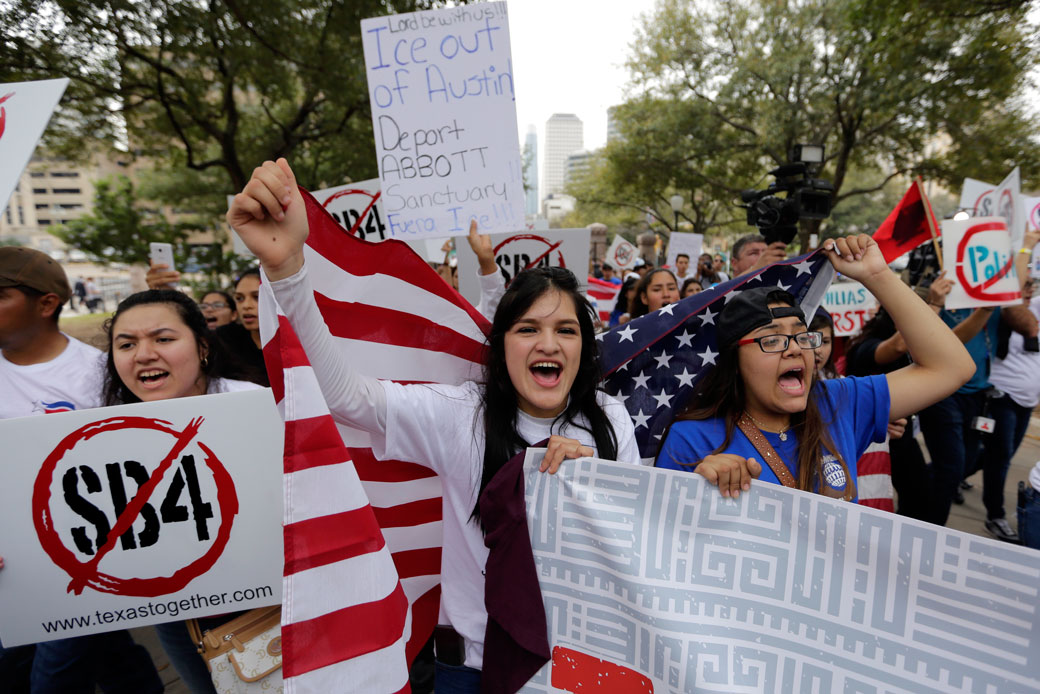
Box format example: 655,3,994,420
657,235,975,501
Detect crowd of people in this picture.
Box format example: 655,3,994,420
0,158,1038,693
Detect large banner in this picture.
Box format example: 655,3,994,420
0,78,69,215
361,2,524,240
941,216,1021,310
0,390,283,645
823,280,878,336
518,452,1040,693
455,228,590,306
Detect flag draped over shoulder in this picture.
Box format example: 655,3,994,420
872,178,940,263
258,188,491,693
597,252,835,464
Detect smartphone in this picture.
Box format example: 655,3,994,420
149,242,175,271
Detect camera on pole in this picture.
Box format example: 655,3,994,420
740,144,834,246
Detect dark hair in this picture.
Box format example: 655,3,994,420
614,276,639,315
102,290,233,406
660,290,854,500
846,308,895,356
235,267,261,288
676,253,690,261
473,266,618,527
629,269,678,319
809,310,837,380
602,263,614,271
732,233,766,260
13,285,62,324
681,277,702,297
200,289,236,313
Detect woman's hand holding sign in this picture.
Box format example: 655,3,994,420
227,159,309,281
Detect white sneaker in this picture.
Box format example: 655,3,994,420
985,518,1019,543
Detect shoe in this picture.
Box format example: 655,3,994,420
985,518,1020,543
953,489,965,505
960,480,974,490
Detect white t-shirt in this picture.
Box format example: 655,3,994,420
0,335,105,419
374,380,640,669
206,377,263,395
989,297,1040,408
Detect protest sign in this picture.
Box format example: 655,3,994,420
961,169,1024,250
455,228,590,306
605,234,638,272
517,451,1040,694
0,389,283,645
941,216,1021,310
361,3,524,240
665,231,703,271
0,78,69,216
823,280,878,336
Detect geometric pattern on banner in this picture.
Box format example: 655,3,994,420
519,456,1040,694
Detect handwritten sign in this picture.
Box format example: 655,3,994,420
823,280,878,336
0,78,69,216
605,235,638,272
361,3,524,240
0,389,283,645
942,216,1021,310
455,228,590,306
664,232,703,272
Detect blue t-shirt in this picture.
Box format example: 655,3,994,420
940,308,1000,394
656,375,890,501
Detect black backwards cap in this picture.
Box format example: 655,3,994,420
717,287,805,347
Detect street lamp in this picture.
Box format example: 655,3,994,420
669,194,684,231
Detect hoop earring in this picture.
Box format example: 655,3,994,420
200,355,209,369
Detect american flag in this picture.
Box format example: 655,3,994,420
597,252,835,465
587,276,621,324
259,188,491,693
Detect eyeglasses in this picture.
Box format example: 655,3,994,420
738,331,823,353
199,302,229,310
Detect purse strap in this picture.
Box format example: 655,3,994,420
186,618,205,655
737,414,797,488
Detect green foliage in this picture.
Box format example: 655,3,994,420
593,0,1040,248
53,175,193,265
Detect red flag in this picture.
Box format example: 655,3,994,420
872,178,940,263
259,188,491,692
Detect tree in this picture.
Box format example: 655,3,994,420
0,0,449,218
53,175,193,265
597,0,1040,249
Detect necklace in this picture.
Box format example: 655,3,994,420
744,411,790,441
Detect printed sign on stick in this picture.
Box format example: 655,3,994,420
0,78,69,216
455,228,590,306
823,280,878,337
605,235,638,272
941,216,1021,310
0,389,283,645
361,3,524,240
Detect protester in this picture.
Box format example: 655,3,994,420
72,276,86,311
0,247,162,694
730,233,786,278
608,276,639,328
680,277,702,299
656,235,975,502
1019,464,1040,550
628,268,679,320
198,290,237,329
808,308,838,380
673,253,693,282
600,263,621,286
694,252,728,288
227,158,640,692
84,276,103,312
713,253,727,275
101,289,262,693
980,280,1040,542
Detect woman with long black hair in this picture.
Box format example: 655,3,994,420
657,235,975,501
227,159,639,692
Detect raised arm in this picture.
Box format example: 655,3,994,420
825,235,974,422
227,159,387,434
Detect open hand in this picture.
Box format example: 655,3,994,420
227,159,308,280
466,220,497,275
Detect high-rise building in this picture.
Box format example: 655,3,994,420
523,125,539,217
606,105,622,144
564,150,595,188
543,113,583,200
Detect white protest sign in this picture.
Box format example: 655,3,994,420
517,452,1040,693
454,228,590,306
361,3,524,240
0,389,283,646
941,216,1021,310
604,234,638,271
665,231,703,271
962,169,1024,250
823,280,878,336
0,78,69,215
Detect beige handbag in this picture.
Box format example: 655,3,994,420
187,607,284,693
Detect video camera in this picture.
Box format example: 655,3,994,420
740,147,834,246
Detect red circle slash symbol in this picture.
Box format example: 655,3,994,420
955,221,1019,303
32,416,239,597
0,91,14,141
494,234,566,286
613,242,634,268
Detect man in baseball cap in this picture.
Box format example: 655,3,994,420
0,246,72,320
